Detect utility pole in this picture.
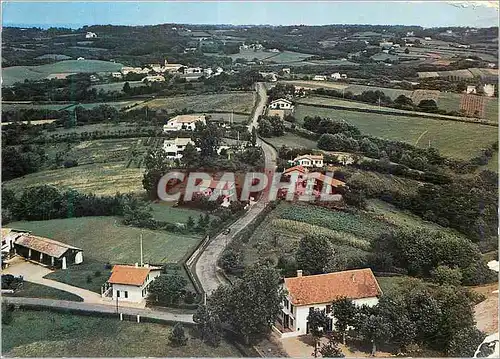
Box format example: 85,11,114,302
140,232,144,267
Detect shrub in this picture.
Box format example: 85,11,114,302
86,275,93,283
169,323,188,346
1,303,15,325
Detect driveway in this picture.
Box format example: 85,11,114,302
2,256,144,308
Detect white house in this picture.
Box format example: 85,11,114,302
142,75,165,83
185,67,203,74
163,114,206,132
313,75,327,81
466,85,477,94
483,84,496,97
424,37,432,40
163,137,196,159
163,60,185,73
1,228,26,254
111,72,123,79
282,68,291,74
292,154,324,168
102,264,162,303
204,68,213,77
85,32,97,38
269,98,294,110
77,57,85,61
331,72,341,80
276,269,382,337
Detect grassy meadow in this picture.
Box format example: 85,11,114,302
135,92,256,114
235,195,467,273
2,309,241,357
4,162,144,196
3,60,123,86
8,216,202,265
294,104,498,159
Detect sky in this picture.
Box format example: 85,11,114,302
2,1,499,28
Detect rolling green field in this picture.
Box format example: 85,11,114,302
2,103,73,111
135,92,256,114
2,309,241,357
4,161,144,196
150,203,211,224
235,198,467,273
4,282,83,302
284,80,499,122
9,216,202,264
3,60,123,86
295,104,497,159
265,132,318,149
265,51,314,64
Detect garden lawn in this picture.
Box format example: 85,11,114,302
135,92,256,114
5,282,83,302
8,216,203,264
150,203,212,224
265,132,317,150
4,161,144,196
294,104,497,159
2,309,241,357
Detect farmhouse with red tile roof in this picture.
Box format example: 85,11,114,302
275,268,382,337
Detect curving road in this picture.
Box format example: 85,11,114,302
194,82,277,295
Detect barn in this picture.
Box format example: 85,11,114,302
13,234,83,269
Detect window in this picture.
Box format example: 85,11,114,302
116,290,120,298
290,304,294,314
124,291,128,299
290,318,294,328
326,305,331,314
283,298,289,309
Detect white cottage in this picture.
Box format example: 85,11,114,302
276,268,382,337
163,114,206,132
292,154,324,168
269,98,294,110
103,264,162,303
163,137,196,159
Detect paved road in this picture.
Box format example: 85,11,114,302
195,82,277,295
3,297,194,324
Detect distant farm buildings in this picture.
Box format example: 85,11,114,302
163,137,196,159
85,32,97,39
163,114,206,132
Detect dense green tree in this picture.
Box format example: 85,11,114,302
296,235,333,275
447,326,486,357
169,323,188,346
193,304,222,347
209,263,285,343
182,142,200,168
430,265,462,286
319,335,345,358
307,308,330,357
331,297,357,344
193,122,223,158
148,273,187,305
355,309,391,355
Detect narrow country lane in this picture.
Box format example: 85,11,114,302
194,82,277,295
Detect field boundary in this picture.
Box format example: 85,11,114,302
296,101,498,127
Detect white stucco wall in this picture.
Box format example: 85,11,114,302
111,269,161,303
282,296,379,336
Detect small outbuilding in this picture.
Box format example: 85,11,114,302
13,234,83,269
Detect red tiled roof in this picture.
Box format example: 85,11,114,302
308,172,346,188
108,265,152,286
15,235,81,258
284,165,307,175
284,268,382,306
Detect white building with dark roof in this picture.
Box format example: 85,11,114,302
13,234,83,269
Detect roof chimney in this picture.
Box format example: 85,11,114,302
297,270,303,277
